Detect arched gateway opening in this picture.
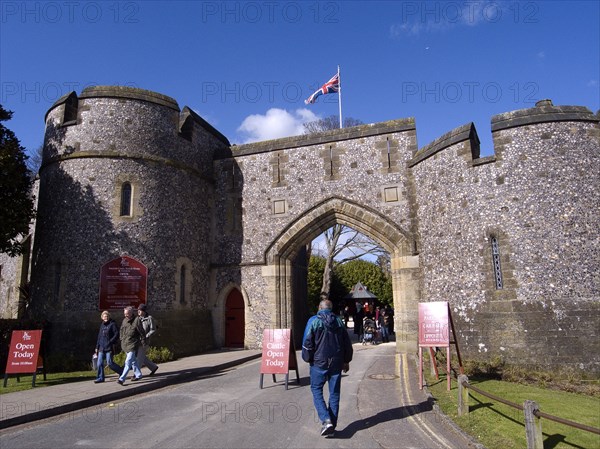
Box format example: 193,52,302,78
263,197,420,352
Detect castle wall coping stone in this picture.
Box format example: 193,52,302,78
46,87,180,122
491,104,598,132
180,106,231,146
79,85,180,110
216,118,416,159
44,91,77,122
471,155,496,166
408,122,477,167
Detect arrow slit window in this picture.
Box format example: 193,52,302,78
120,182,132,217
490,236,503,289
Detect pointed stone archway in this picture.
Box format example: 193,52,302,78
261,197,421,353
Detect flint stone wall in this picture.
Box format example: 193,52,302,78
6,85,597,374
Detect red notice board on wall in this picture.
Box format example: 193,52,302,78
99,256,147,310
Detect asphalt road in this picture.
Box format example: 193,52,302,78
0,343,477,449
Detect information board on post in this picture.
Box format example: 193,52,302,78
418,302,462,391
419,301,450,346
259,328,299,389
99,256,147,310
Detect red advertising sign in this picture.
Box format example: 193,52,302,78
259,329,300,390
260,329,295,374
418,301,450,346
99,256,147,310
5,330,43,374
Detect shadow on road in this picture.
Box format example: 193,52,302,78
335,398,435,439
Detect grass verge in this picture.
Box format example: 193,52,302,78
426,373,600,449
0,370,99,394
1,347,173,394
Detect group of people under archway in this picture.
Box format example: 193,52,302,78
339,301,394,344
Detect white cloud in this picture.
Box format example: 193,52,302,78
236,108,319,143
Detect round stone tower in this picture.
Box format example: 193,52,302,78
30,86,230,364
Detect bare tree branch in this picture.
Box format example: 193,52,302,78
315,224,387,299
303,116,364,135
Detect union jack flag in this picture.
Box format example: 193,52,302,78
304,73,339,104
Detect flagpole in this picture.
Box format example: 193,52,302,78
338,65,343,129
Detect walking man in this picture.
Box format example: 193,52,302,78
117,306,146,385
302,299,353,437
136,303,159,376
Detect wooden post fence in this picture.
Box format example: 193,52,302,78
456,377,600,449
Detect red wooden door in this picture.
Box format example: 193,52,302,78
225,289,245,347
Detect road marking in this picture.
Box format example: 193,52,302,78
397,352,455,449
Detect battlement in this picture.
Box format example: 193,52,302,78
409,122,480,168
409,99,598,168
491,99,598,131
45,87,598,165
45,85,229,146
223,118,416,159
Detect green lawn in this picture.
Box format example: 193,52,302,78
1,370,98,394
426,374,600,449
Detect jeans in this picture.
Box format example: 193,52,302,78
309,365,342,428
136,345,158,372
96,351,122,381
118,351,142,381
379,324,389,342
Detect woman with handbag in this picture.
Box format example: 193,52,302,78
94,311,123,383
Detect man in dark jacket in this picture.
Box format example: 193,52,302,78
302,299,353,437
117,306,146,385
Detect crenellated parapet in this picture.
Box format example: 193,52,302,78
42,85,229,178
410,99,598,169
491,99,597,131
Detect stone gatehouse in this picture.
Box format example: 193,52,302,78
1,86,598,374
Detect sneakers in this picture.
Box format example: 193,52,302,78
131,376,142,382
320,419,335,437
149,366,159,376
93,379,104,384
117,379,125,386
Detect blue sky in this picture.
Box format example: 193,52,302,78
1,1,598,159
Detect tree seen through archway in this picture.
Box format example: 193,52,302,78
307,224,392,312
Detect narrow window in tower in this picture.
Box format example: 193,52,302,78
120,182,132,216
490,236,503,289
386,137,391,169
329,145,334,176
180,265,186,304
276,153,281,184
